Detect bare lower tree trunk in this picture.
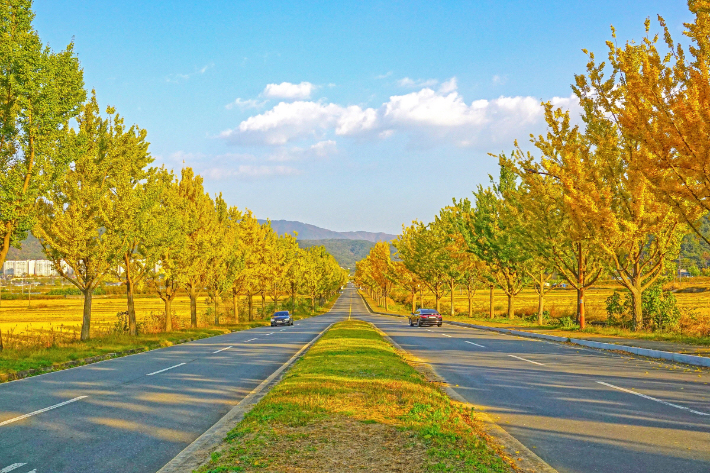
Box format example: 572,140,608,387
411,288,416,313
233,289,239,324
214,296,220,325
537,291,544,325
0,328,4,352
435,294,441,313
248,294,254,321
507,293,514,319
164,298,172,332
577,242,586,329
81,289,93,341
261,292,266,318
631,286,643,331
126,276,137,336
450,279,455,317
489,286,494,319
189,286,197,328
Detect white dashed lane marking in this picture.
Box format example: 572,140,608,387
0,396,88,428
442,334,452,338
597,381,710,416
212,346,233,354
244,338,258,342
508,355,544,366
146,363,186,376
465,341,486,348
0,464,27,472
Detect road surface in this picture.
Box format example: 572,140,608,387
0,301,347,473
349,287,710,473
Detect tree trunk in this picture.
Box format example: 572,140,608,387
537,290,544,325
0,328,4,353
164,298,173,332
214,296,220,325
577,286,586,329
126,275,137,336
631,286,643,331
125,255,137,336
384,288,388,311
261,292,266,318
577,242,586,329
189,285,197,328
291,282,296,309
248,294,254,321
450,279,455,317
507,292,514,319
467,284,473,317
435,293,441,313
411,288,416,313
233,289,239,324
81,289,93,341
489,286,494,319
312,293,316,313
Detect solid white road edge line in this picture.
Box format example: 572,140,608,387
146,363,186,376
212,346,233,354
508,355,544,366
465,341,486,348
0,464,27,472
0,396,88,428
596,381,710,416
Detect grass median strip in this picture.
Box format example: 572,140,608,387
196,320,512,473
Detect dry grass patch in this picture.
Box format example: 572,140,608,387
197,320,512,473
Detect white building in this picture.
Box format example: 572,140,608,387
2,260,60,277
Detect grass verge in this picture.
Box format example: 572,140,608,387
196,320,512,473
0,294,341,381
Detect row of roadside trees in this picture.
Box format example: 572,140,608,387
357,2,710,332
0,1,347,344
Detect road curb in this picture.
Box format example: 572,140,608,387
156,321,336,473
364,320,557,473
358,293,710,369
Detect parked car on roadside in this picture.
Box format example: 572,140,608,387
271,310,293,326
408,309,442,327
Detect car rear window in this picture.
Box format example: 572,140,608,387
274,311,289,316
420,309,439,315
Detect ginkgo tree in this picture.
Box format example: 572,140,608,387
0,1,85,269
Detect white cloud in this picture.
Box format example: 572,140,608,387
220,82,581,150
439,77,458,94
309,140,337,157
263,81,315,99
397,77,439,88
225,98,268,110
220,101,377,145
375,71,393,79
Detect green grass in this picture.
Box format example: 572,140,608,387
0,293,342,381
196,320,512,473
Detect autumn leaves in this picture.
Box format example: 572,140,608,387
358,3,710,332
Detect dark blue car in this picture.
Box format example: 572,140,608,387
271,310,293,326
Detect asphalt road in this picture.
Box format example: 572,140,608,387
0,300,347,473
350,288,710,473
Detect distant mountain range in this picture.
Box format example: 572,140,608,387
260,220,396,242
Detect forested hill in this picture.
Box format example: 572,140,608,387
297,239,375,269
6,234,45,260
261,219,395,242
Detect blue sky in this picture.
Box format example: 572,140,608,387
35,0,691,234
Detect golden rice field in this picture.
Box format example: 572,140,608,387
412,280,710,320
0,295,276,336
